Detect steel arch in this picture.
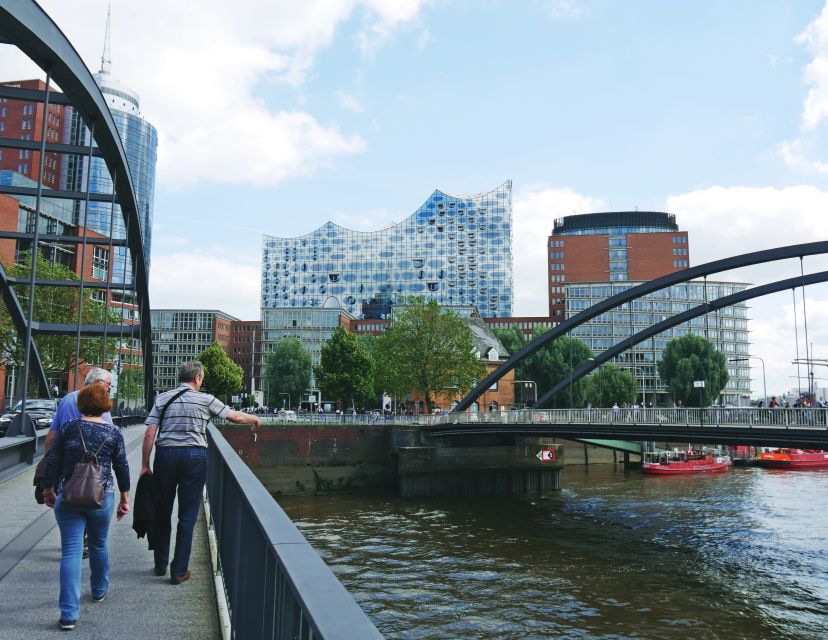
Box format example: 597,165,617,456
0,0,153,402
536,270,828,407
455,241,828,411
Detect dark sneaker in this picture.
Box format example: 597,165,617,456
170,571,190,585
82,547,89,559
59,619,76,631
153,565,167,576
92,589,107,602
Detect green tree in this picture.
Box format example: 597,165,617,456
523,329,594,408
657,334,729,407
584,364,637,407
314,327,375,410
0,252,121,393
492,326,526,379
114,366,145,406
264,337,312,410
196,342,243,402
374,299,486,412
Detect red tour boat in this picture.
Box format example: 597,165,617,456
755,448,828,469
642,449,732,475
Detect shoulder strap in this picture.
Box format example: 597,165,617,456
156,387,190,434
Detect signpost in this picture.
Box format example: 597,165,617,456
536,449,557,463
694,380,705,424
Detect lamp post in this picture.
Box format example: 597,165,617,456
631,366,647,407
730,356,766,405
278,392,290,411
512,380,537,408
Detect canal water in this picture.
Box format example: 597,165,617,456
278,465,828,639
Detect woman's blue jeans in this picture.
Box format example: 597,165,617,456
54,491,115,621
152,446,208,578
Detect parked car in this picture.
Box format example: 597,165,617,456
278,409,297,422
0,398,58,436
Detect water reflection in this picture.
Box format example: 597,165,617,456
279,466,828,639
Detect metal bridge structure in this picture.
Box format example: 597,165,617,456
423,407,828,449
0,0,152,412
455,241,828,412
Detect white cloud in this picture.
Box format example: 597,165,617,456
796,2,828,130
357,0,430,55
780,2,828,174
335,89,366,113
512,185,604,316
666,184,828,397
544,0,586,19
149,248,261,320
1,0,429,189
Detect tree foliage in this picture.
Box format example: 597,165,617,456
314,327,375,410
657,334,729,406
264,337,312,409
584,364,637,407
0,252,120,392
523,330,594,408
492,326,526,380
374,299,486,412
197,342,243,402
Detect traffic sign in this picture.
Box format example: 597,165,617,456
536,449,557,463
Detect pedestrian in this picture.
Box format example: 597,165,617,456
140,361,260,585
43,367,114,559
42,383,130,632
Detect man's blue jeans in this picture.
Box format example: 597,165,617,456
54,491,114,621
153,446,207,578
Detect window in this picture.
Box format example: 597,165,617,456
92,247,109,280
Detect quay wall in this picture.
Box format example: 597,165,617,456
219,424,627,496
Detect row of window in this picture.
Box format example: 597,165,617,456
672,247,688,256
673,260,689,268
672,236,687,244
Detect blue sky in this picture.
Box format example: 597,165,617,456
3,0,828,398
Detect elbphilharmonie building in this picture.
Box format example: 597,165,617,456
261,181,514,319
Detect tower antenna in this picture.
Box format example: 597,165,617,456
100,3,111,73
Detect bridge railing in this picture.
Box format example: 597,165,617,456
205,424,383,640
426,407,828,430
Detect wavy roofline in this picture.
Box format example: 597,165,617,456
263,180,512,241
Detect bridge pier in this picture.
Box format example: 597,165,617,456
397,438,564,498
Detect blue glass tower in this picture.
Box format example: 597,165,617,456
63,61,157,282
262,181,513,319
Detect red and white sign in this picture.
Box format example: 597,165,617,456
536,449,557,463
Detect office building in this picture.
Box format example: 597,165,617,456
0,79,66,189
262,181,513,320
548,211,688,318
150,310,237,393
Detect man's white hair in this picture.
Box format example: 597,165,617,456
84,367,111,386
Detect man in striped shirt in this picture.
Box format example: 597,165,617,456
140,361,260,584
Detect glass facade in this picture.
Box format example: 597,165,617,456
566,281,752,405
63,69,158,282
261,181,513,319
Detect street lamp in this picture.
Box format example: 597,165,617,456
631,366,647,407
512,380,537,408
278,392,290,411
730,356,766,405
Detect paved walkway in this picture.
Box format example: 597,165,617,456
0,425,220,639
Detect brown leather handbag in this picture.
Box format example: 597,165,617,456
61,422,114,509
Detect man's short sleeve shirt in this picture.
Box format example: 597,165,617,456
146,384,232,448
50,390,113,431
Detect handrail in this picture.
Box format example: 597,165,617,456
205,424,383,640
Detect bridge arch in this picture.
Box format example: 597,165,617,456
455,241,828,411
0,0,153,403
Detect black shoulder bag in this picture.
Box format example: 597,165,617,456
155,387,189,437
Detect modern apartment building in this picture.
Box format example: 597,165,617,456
262,181,513,320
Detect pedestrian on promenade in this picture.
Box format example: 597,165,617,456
42,367,114,559
42,383,130,632
140,361,260,585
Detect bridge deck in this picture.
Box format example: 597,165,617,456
0,425,220,639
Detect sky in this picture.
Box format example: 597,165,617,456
3,0,828,399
